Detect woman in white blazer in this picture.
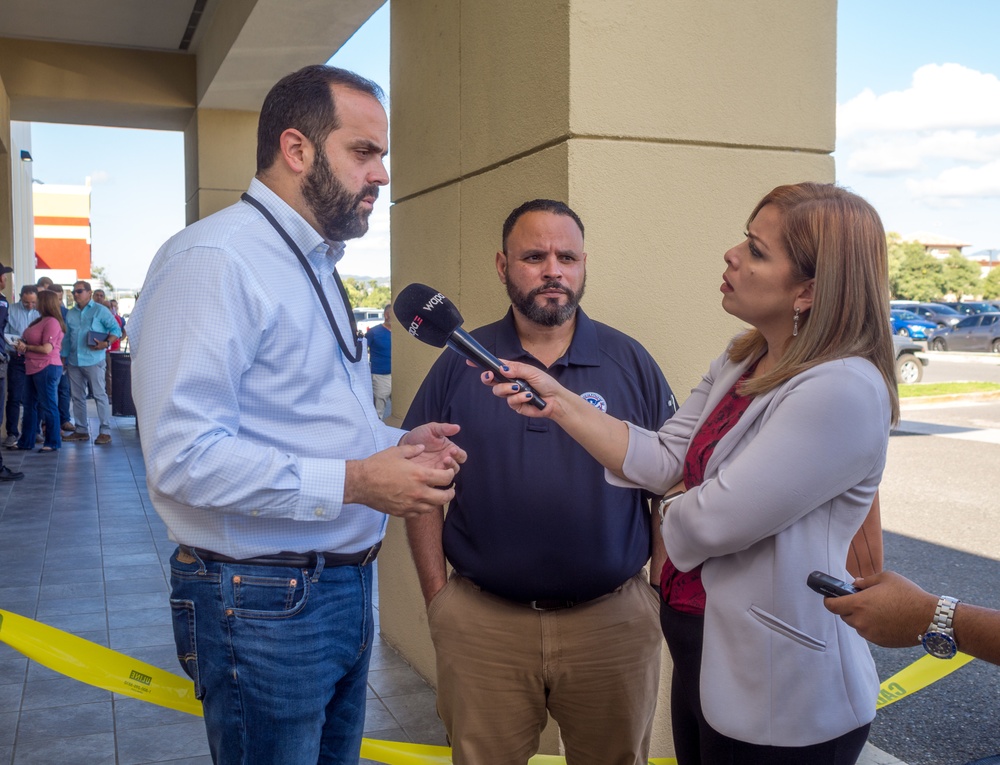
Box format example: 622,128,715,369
483,183,899,764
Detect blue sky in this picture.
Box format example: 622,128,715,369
24,1,1000,288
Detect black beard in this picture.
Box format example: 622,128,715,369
302,150,377,242
506,278,585,327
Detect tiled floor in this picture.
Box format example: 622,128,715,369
0,407,445,765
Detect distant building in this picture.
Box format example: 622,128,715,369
34,181,92,285
902,231,971,259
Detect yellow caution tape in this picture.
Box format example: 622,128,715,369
0,608,203,716
875,650,975,709
9,607,970,761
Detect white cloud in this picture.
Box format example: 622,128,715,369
89,169,111,184
907,159,1000,200
844,130,1000,175
838,63,1000,137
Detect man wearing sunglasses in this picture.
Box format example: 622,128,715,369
63,280,121,445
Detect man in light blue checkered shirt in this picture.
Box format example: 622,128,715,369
129,65,465,765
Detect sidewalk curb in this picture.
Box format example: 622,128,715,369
900,390,1000,408
860,742,908,765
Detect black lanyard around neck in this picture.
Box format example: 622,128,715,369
242,192,363,363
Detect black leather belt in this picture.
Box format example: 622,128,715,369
180,542,380,568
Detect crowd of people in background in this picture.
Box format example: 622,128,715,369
0,271,126,481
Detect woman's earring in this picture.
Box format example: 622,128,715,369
793,307,801,337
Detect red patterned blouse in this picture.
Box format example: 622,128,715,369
659,366,756,614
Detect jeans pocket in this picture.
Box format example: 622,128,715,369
169,598,204,699
748,605,827,651
224,569,309,619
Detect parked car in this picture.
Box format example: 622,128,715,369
889,301,963,327
352,307,384,333
934,301,997,316
927,312,1000,353
893,335,928,384
890,309,936,340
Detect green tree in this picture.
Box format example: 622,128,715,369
342,277,392,309
342,277,368,308
983,266,1000,300
894,247,945,302
90,264,115,291
366,280,392,310
940,250,982,299
886,233,926,298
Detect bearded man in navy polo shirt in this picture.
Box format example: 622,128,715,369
404,199,677,765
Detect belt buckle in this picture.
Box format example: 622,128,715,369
529,599,572,611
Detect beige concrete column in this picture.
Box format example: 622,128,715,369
0,74,12,273
183,108,258,224
384,0,835,757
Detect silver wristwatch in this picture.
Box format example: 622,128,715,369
921,595,960,659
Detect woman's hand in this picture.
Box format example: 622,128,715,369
480,359,567,419
480,358,633,475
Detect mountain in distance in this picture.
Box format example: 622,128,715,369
343,274,391,287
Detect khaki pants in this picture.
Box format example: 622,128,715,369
371,373,391,420
428,572,662,765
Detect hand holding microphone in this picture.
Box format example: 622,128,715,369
393,284,547,410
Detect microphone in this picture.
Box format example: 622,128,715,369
393,283,546,410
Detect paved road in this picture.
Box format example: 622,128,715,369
912,349,1000,385
867,397,1000,764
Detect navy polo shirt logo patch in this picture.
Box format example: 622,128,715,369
580,392,607,412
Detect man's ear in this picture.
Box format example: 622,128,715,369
278,128,311,174
495,251,507,284
795,278,815,314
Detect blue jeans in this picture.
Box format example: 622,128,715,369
19,364,62,450
5,354,26,439
169,548,375,765
58,366,72,425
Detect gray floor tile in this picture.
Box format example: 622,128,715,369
115,719,210,765
106,591,167,612
113,696,198,731
103,564,165,582
107,606,172,631
35,595,107,617
0,684,22,713
364,698,398,732
109,626,176,651
38,610,108,634
367,666,435,700
381,690,443,731
16,700,113,741
21,676,112,710
41,566,102,584
0,711,15,747
37,581,104,600
105,577,167,596
12,730,115,764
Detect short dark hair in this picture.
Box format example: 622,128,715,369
256,65,385,174
36,276,53,288
19,285,38,296
501,199,585,254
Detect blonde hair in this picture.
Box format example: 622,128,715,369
729,183,899,424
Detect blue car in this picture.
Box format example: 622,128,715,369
890,309,937,340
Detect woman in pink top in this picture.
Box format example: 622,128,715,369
14,290,66,451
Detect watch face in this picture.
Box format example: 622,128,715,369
923,631,958,659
